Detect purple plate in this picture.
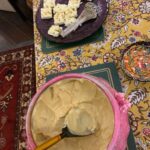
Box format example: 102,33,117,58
36,0,108,43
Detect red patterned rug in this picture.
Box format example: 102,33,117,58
0,45,36,150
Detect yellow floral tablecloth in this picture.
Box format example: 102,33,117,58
33,0,150,149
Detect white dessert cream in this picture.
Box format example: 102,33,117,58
65,104,98,136
31,78,114,150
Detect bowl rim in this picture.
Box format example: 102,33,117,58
26,73,121,149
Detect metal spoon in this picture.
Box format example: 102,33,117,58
35,127,92,150
61,2,98,38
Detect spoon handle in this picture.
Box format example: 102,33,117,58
61,17,86,37
35,135,62,150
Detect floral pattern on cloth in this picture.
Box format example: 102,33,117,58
33,0,150,149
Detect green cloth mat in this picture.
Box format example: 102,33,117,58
42,27,104,53
46,62,137,150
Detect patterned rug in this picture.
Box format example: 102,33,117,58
0,45,36,150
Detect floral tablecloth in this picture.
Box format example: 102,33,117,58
33,0,150,149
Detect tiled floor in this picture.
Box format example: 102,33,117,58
0,10,33,51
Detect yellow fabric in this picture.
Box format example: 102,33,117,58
33,0,150,149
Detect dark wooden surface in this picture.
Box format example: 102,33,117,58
8,0,33,21
0,11,33,52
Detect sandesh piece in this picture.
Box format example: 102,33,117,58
43,0,55,8
68,0,81,8
41,8,52,19
48,25,62,37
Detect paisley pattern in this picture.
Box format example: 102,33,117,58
33,0,150,149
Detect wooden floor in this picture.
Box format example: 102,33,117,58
0,10,33,52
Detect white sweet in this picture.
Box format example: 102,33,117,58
65,17,76,26
53,4,68,13
65,7,78,17
54,13,65,25
53,5,77,26
43,0,55,8
41,8,52,19
68,0,81,8
48,25,62,37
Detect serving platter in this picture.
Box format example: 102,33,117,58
36,0,108,43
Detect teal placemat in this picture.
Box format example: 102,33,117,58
46,62,137,150
42,27,104,53
46,63,121,91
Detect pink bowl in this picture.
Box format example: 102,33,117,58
26,73,130,150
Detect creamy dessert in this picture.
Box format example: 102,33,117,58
31,78,114,150
65,104,98,136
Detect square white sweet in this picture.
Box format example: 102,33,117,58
48,25,62,37
53,4,68,14
68,0,81,8
54,12,65,25
65,7,77,17
43,0,55,8
41,8,52,19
